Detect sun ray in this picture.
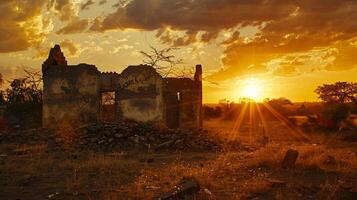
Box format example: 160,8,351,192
240,79,263,101
262,102,310,141
256,103,269,138
249,101,254,144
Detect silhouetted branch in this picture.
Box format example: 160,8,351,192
140,45,184,77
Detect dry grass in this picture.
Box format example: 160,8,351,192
1,119,357,199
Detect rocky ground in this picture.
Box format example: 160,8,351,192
0,120,357,199
0,121,222,153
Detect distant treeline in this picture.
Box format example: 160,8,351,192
0,71,42,131
204,82,357,131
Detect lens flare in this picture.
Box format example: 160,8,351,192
242,79,262,101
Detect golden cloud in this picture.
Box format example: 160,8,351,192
60,39,80,57
89,0,357,80
81,0,95,10
57,18,89,34
0,1,47,53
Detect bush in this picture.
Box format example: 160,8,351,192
321,103,350,129
0,71,42,129
203,106,222,119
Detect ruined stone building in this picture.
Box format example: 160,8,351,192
42,45,202,129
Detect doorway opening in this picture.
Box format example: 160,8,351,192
100,91,116,122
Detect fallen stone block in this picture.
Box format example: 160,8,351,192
281,149,299,168
269,179,286,188
155,140,175,151
159,177,200,200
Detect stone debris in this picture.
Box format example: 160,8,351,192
47,192,60,199
281,149,299,168
324,155,337,165
0,121,220,152
203,188,212,195
269,179,286,188
159,177,200,200
72,122,219,152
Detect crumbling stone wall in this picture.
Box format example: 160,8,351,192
42,45,100,128
42,45,202,129
100,72,120,92
42,57,100,127
117,65,164,122
163,65,202,129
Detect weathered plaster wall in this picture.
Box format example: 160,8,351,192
43,64,100,128
100,72,120,92
117,65,164,122
164,78,200,129
163,65,202,129
42,45,202,129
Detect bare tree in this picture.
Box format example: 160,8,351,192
23,70,42,92
172,66,195,78
315,82,357,104
5,70,42,105
140,45,184,77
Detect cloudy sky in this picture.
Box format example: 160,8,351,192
0,0,356,102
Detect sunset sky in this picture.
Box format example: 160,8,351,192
0,0,356,103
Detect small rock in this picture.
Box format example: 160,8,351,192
204,188,212,195
281,149,299,168
159,177,200,200
155,140,175,150
146,185,160,190
269,179,286,188
324,155,337,165
47,192,60,199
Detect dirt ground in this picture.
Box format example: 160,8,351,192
0,120,357,200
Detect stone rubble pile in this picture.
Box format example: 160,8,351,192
0,121,221,152
72,121,220,152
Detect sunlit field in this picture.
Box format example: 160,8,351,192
1,101,356,200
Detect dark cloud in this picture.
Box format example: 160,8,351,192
92,0,295,42
89,0,357,80
1,0,356,79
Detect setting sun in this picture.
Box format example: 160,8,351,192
242,79,262,101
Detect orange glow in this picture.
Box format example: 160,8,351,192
240,79,263,101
